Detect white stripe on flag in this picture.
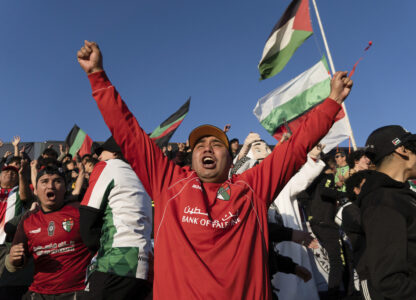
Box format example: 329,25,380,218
259,18,295,63
320,116,349,153
254,59,329,122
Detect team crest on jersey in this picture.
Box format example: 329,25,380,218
48,221,55,236
62,218,74,232
217,183,231,201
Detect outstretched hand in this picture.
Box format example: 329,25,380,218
12,136,21,147
329,71,353,104
77,40,103,75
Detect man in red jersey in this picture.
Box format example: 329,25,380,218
77,40,353,300
6,167,92,299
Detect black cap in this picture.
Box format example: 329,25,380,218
365,125,416,163
95,136,122,156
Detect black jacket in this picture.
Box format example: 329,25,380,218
310,172,346,226
357,170,416,300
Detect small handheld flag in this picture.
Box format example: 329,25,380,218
349,41,373,77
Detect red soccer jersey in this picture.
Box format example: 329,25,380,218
13,202,92,294
88,71,341,299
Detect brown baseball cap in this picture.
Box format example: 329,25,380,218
188,125,229,151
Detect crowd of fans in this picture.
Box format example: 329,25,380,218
0,40,413,300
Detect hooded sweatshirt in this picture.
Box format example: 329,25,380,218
357,170,416,300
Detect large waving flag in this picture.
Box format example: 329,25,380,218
254,57,349,153
150,98,191,147
65,125,94,157
258,0,313,80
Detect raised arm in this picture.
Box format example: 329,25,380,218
11,136,20,157
18,159,33,204
77,41,177,200
241,72,353,205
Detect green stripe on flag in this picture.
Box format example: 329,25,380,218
260,79,330,134
149,114,186,138
69,129,87,156
259,30,312,80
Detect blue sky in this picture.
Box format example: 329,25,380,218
0,1,414,147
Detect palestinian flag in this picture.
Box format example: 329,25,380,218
65,125,94,157
150,98,191,147
254,56,349,153
258,0,313,80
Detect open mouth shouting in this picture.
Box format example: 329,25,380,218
46,191,56,200
202,156,216,169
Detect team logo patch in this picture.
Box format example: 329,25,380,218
62,218,74,232
48,221,55,236
217,183,231,201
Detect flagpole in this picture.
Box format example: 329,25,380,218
311,0,358,150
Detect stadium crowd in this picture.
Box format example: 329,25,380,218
0,41,414,300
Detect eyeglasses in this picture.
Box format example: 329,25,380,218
335,154,345,158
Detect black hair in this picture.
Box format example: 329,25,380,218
230,138,239,144
42,148,59,159
62,153,73,160
81,154,92,161
37,156,61,169
347,150,367,169
85,157,99,167
36,166,66,185
8,156,22,165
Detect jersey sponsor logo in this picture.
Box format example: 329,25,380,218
184,206,208,216
182,206,240,229
48,221,55,236
217,183,231,201
62,218,74,232
29,228,41,234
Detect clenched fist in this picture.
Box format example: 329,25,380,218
329,71,353,104
77,40,103,75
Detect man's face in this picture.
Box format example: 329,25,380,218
0,170,18,188
335,152,347,167
230,141,239,153
35,174,66,212
99,150,118,162
191,136,232,183
251,141,271,161
85,162,95,175
66,162,78,179
355,155,371,171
